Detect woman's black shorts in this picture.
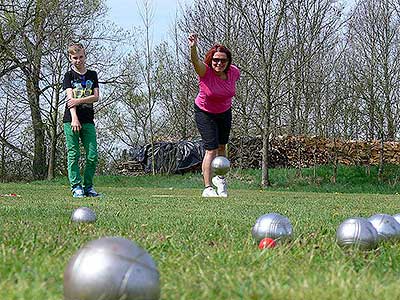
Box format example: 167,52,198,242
194,104,232,150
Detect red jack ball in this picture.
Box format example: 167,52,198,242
258,237,276,249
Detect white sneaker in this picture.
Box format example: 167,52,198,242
202,186,219,197
212,176,228,197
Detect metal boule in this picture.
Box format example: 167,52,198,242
71,207,96,223
368,213,400,241
251,213,293,242
64,236,160,300
211,156,230,176
336,217,378,250
392,213,400,224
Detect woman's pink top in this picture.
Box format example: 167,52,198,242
195,64,240,114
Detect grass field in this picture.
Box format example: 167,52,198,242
1,166,400,299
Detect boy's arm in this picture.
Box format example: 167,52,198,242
66,88,82,132
67,88,99,109
70,107,82,132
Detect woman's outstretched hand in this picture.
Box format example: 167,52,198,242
188,33,198,47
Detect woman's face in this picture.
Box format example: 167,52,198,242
211,51,228,74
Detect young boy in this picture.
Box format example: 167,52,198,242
63,43,100,197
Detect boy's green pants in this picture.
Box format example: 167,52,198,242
64,123,98,190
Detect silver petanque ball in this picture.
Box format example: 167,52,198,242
64,237,160,300
251,213,293,242
211,156,230,176
393,213,400,224
368,213,400,241
71,207,96,223
336,217,378,250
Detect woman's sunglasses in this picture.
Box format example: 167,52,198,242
212,58,227,64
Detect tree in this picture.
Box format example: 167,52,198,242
0,0,106,179
226,0,289,187
0,78,32,180
347,0,400,177
155,19,198,140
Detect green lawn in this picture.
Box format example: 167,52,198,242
1,170,400,299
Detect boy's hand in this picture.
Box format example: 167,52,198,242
67,98,80,108
71,119,81,132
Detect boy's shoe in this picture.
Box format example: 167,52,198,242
72,185,85,198
85,186,101,197
202,186,219,197
212,176,228,197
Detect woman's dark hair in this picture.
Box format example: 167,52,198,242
204,44,232,72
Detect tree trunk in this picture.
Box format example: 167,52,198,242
313,144,317,181
261,95,272,187
261,119,270,187
26,78,47,179
0,141,5,180
47,84,62,180
47,127,57,180
331,137,338,184
0,96,8,179
378,133,384,181
296,146,302,178
261,0,287,188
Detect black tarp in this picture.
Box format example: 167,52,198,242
131,140,205,174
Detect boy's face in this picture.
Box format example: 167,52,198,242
69,49,86,69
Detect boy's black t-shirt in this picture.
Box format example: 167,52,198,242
62,69,99,124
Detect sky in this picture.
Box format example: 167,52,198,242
106,0,356,43
106,0,193,43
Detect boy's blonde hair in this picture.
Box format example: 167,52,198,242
68,43,85,55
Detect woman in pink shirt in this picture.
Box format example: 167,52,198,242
188,33,240,197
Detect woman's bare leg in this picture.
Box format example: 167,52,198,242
202,149,218,187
